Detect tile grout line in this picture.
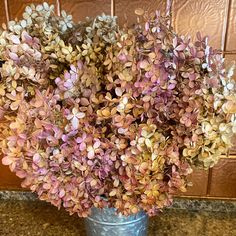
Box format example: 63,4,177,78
4,0,9,22
224,50,236,54
111,0,115,17
56,0,61,16
207,0,232,196
166,0,173,28
221,0,231,56
206,168,212,196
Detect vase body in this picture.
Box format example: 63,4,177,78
85,207,148,236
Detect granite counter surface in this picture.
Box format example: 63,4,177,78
0,193,235,236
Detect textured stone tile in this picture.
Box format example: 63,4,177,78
171,198,236,212
0,191,36,201
1,199,235,236
1,191,236,212
0,200,86,236
149,209,205,236
202,211,236,236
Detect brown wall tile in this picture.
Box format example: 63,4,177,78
229,145,236,156
209,158,236,198
224,54,236,154
172,0,227,49
178,168,209,196
0,1,7,24
226,0,236,51
115,0,166,26
8,0,57,20
225,53,236,64
0,156,22,190
229,148,236,155
224,54,236,80
60,0,111,22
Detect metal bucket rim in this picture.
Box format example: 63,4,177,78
86,214,147,226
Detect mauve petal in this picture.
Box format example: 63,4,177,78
197,51,205,58
80,142,86,151
17,139,25,147
8,52,19,60
2,156,13,165
76,137,83,143
87,160,93,166
76,112,85,119
59,189,65,198
10,35,20,44
67,114,73,120
168,83,176,90
70,64,77,72
145,22,149,31
33,153,41,163
71,116,79,129
189,73,196,80
64,80,73,89
175,44,186,51
118,53,127,62
88,149,95,159
64,72,70,80
21,31,32,42
16,171,26,178
82,133,87,139
173,37,178,48
70,73,77,81
43,183,51,190
77,61,83,69
55,77,61,84
93,140,100,149
62,134,68,142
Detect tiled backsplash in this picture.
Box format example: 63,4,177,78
61,0,111,22
7,0,57,20
226,0,236,51
115,0,166,25
0,0,235,199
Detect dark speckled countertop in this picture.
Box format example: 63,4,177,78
0,191,236,236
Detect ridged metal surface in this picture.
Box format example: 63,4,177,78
85,207,148,236
115,0,166,25
226,0,236,51
172,0,227,49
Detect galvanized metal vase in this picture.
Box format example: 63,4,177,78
85,207,148,236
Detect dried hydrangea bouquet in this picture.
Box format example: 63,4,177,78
1,2,236,234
